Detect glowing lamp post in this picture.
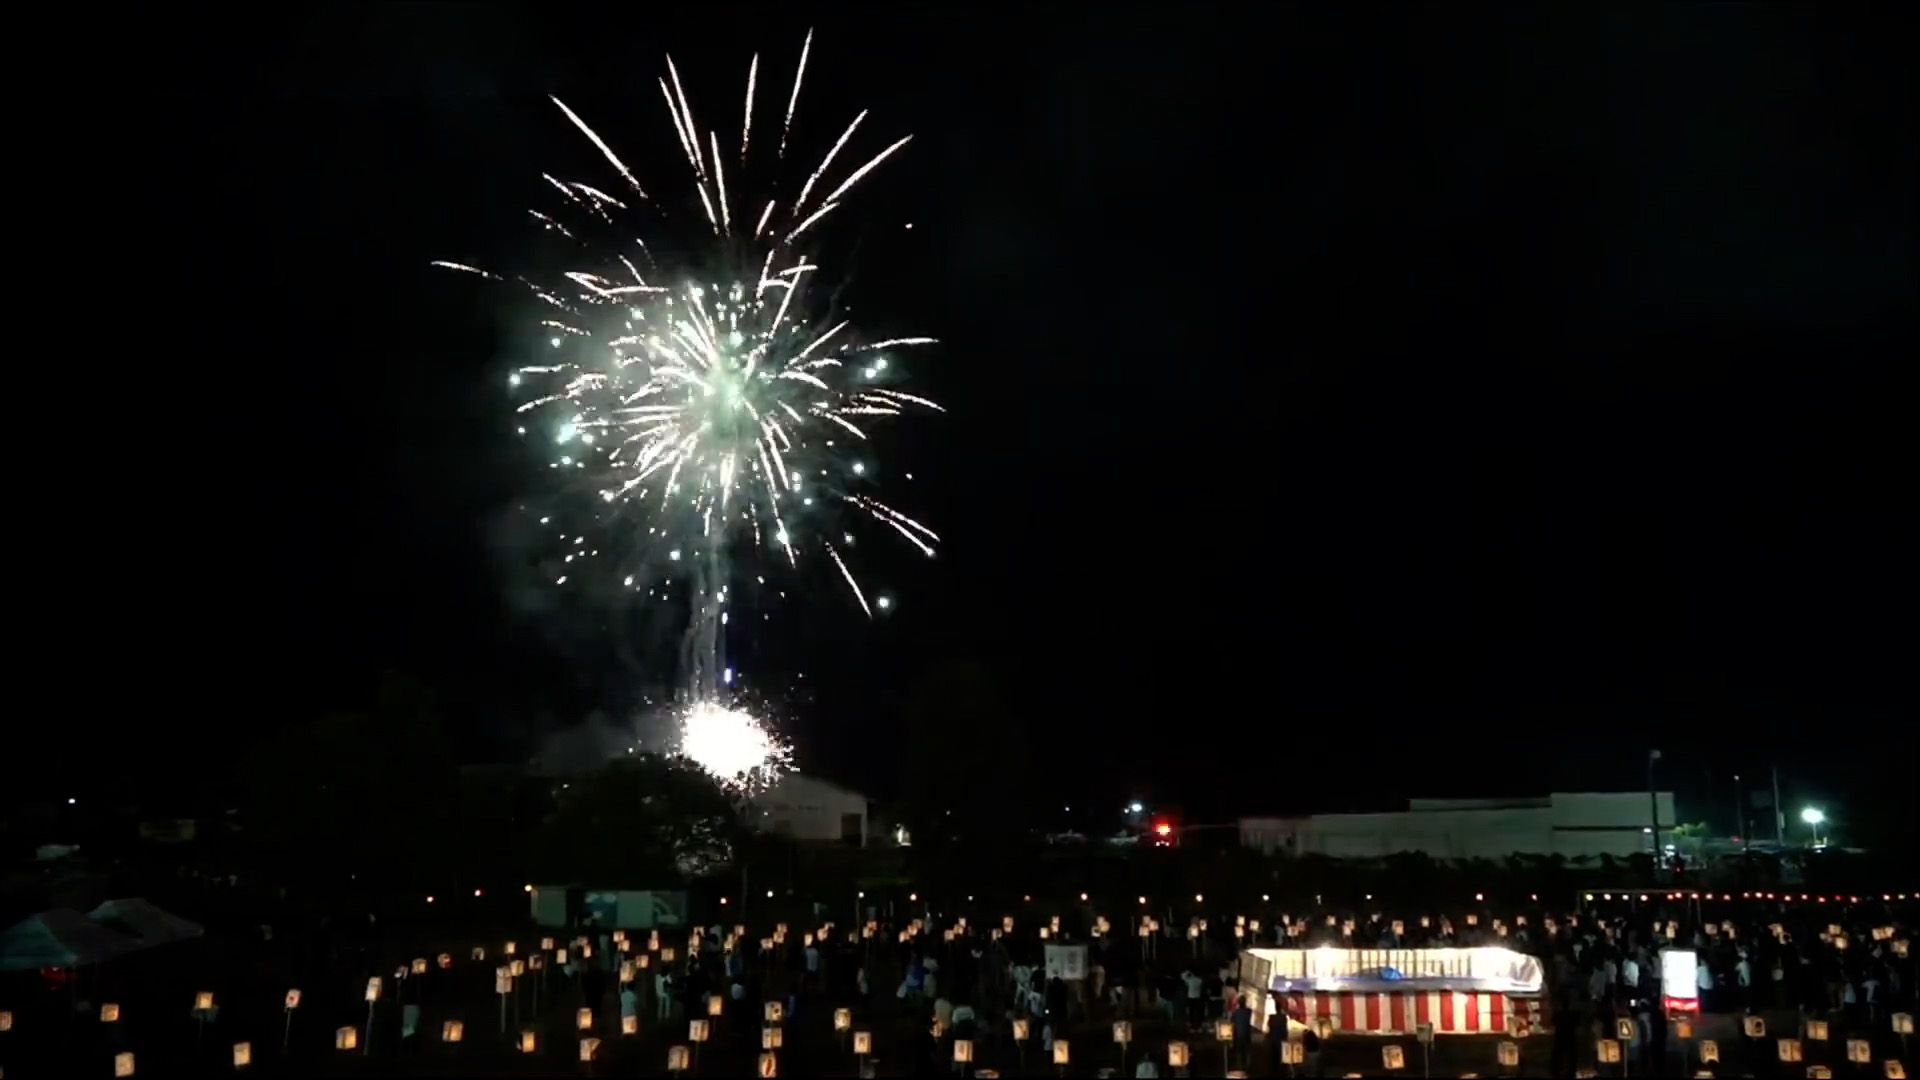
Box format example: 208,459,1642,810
1801,806,1826,845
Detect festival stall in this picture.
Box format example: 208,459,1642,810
1236,946,1547,1036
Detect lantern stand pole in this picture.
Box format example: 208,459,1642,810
364,999,374,1056
499,988,508,1035
282,1007,293,1055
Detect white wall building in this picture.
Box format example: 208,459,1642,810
747,774,870,846
1239,791,1677,861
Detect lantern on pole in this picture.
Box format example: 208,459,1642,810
232,1043,252,1068
1778,1039,1804,1063
621,1013,639,1036
1700,1039,1721,1064
853,1031,873,1056
1847,1040,1872,1064
763,1025,784,1050
1499,1041,1520,1067
758,1052,779,1077
764,1000,784,1022
579,1037,601,1062
1744,1016,1767,1038
667,1045,690,1072
954,1039,974,1063
1168,1041,1190,1068
1597,1039,1622,1065
195,992,216,1012
519,1030,537,1053
335,1027,358,1051
1383,1044,1407,1070
411,958,427,975
835,1007,852,1033
442,1020,463,1043
690,1019,710,1045
113,1053,134,1078
100,1003,121,1023
1052,1040,1071,1065
576,1008,594,1030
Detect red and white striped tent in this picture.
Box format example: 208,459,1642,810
1237,945,1548,1036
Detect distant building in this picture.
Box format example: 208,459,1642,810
1239,791,1678,860
747,774,870,846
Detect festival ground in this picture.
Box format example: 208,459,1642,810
4,917,1912,1078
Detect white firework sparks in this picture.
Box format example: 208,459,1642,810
435,30,941,643
677,701,792,791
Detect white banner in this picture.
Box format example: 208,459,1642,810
1043,944,1087,981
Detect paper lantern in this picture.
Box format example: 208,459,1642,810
634,955,646,970
541,936,555,950
411,957,427,975
853,1031,873,1055
1391,919,1405,935
1779,1039,1804,1063
667,1045,690,1072
114,1053,134,1078
1808,1020,1830,1041
1849,1040,1874,1064
1052,1040,1070,1065
835,1007,852,1032
1895,940,1910,958
232,1042,252,1068
1700,1039,1720,1064
195,992,215,1011
1896,1014,1916,1035
335,1027,358,1051
931,1019,946,1040
365,977,383,1002
494,973,512,994
100,1003,121,1022
1,1010,13,1030
1886,1065,1907,1080
1315,1016,1336,1039
1383,1044,1406,1070
1111,1021,1132,1045
1745,1016,1767,1039
764,1000,784,1022
507,940,519,954
975,1071,1000,1079
661,947,676,963
579,1037,601,1062
442,1020,463,1042
1675,1017,1693,1040
1616,1018,1635,1041
1216,1018,1236,1042
1807,1067,1833,1080
1168,1041,1190,1067
763,1025,784,1050
530,954,546,970
1508,1017,1531,1039
519,1030,537,1053
1012,1018,1030,1042
555,948,569,964
510,959,525,977
622,1014,639,1035
577,1007,594,1030
758,1052,779,1077
689,1019,710,1043
1499,1041,1520,1067
471,946,485,960
1283,1040,1305,1065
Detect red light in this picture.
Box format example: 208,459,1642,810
1154,822,1172,836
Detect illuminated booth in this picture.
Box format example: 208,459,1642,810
1659,949,1699,1014
1236,946,1547,1036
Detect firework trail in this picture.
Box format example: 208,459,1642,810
436,32,939,783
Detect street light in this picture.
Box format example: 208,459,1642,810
1800,807,1824,846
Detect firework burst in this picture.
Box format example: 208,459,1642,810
438,31,938,778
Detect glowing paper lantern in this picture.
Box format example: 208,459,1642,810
1808,1020,1830,1041
1745,1016,1767,1039
834,1007,851,1032
579,1037,601,1062
1053,1040,1070,1065
668,1045,690,1071
622,1015,638,1035
758,1052,779,1077
335,1027,358,1051
114,1053,134,1077
763,1025,784,1050
1216,1019,1236,1042
1168,1041,1190,1067
1383,1044,1407,1069
764,1000,784,1022
853,1031,873,1055
1499,1041,1520,1067
100,1003,121,1022
1701,1039,1721,1064
689,1019,710,1043
1283,1041,1305,1065
442,1020,463,1042
1012,1018,1029,1042
232,1043,251,1067
195,992,215,1012
519,1031,537,1053
577,1008,594,1030
954,1039,973,1063
411,958,427,975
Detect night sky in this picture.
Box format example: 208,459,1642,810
38,7,1910,833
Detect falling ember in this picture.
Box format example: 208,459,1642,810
437,30,941,711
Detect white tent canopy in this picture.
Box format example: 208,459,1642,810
88,898,205,947
0,909,140,971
